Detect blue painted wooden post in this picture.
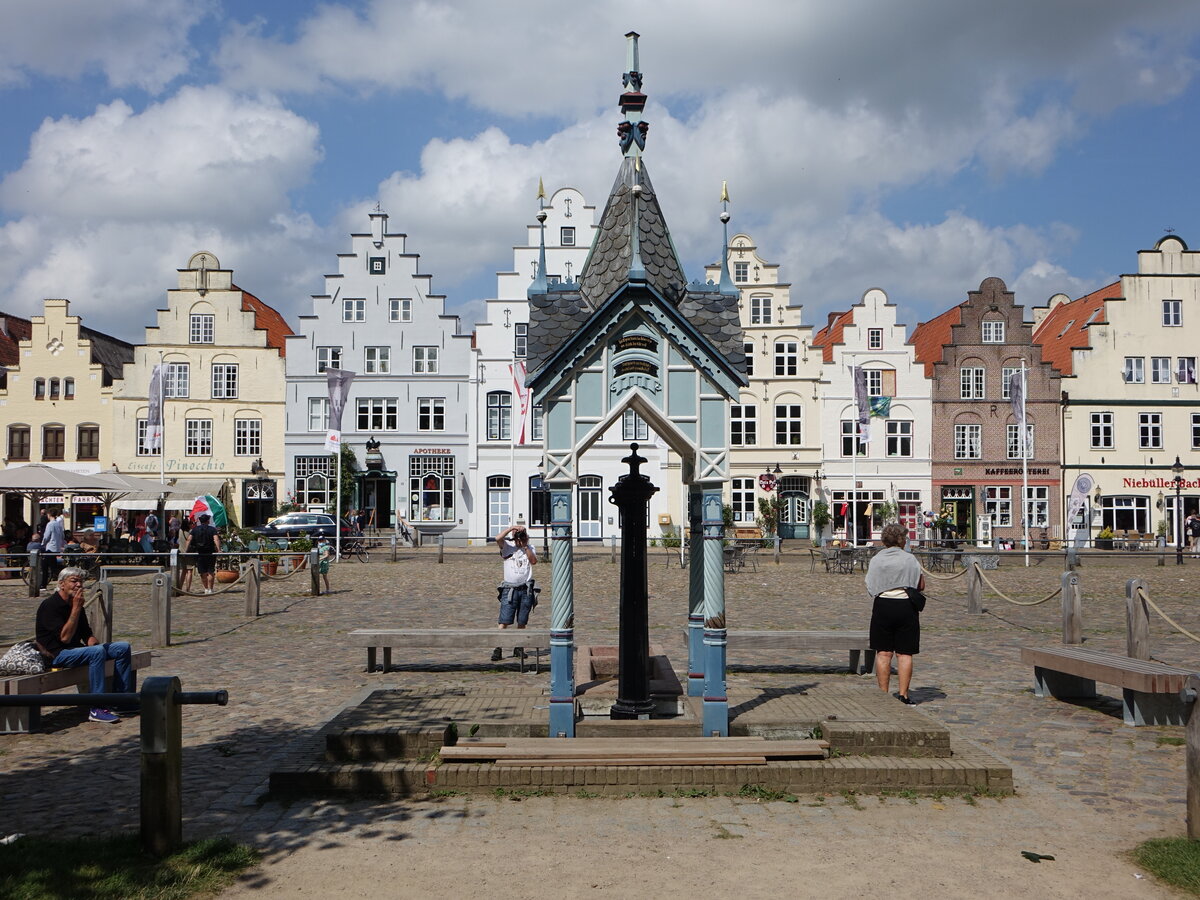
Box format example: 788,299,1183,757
687,485,705,696
548,487,576,737
701,486,728,735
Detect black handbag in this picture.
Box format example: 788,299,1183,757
905,586,927,613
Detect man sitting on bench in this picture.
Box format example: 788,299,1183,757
34,566,135,724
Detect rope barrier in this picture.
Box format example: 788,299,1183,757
1136,585,1200,645
260,558,308,581
173,564,252,598
976,566,1061,606
919,565,968,581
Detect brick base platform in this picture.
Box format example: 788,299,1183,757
269,679,1012,798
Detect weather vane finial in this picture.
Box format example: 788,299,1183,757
617,32,648,158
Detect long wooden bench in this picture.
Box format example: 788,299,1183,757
725,630,875,675
1020,645,1194,726
2,648,153,733
349,629,552,674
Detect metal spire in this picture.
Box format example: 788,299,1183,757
528,178,548,297
617,31,648,159
717,181,736,294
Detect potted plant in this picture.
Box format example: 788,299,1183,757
1095,527,1115,550
811,500,831,547
260,545,280,576
214,552,239,583
289,536,313,569
1156,519,1169,547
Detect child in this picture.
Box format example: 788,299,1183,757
318,538,333,593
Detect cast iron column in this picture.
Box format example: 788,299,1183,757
609,443,659,719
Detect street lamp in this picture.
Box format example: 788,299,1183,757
1093,485,1102,548
534,466,550,558
1173,455,1185,566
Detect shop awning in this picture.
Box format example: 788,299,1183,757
112,478,228,510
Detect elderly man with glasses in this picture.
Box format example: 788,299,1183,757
34,567,135,724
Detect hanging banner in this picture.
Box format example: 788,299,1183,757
1066,473,1094,527
142,364,164,452
1009,369,1025,428
510,360,530,445
852,365,871,444
325,367,356,452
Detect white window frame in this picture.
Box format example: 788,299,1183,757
316,347,342,374
1125,357,1144,384
185,418,212,456
960,367,985,400
234,418,261,456
750,296,772,325
1163,299,1182,327
343,299,365,322
211,363,238,399
1023,486,1050,528
731,477,756,523
1139,412,1162,450
1006,423,1034,459
560,226,575,246
985,486,1012,527
413,346,439,374
389,298,412,322
840,420,866,457
136,419,161,456
867,328,883,350
743,342,754,377
164,362,190,399
531,404,544,442
981,320,1005,343
307,397,329,432
775,404,803,446
734,261,748,282
1090,411,1114,449
622,410,649,442
189,314,214,344
954,423,982,459
730,404,757,446
356,398,398,431
1193,414,1200,450
487,391,512,441
364,346,391,374
1001,366,1019,400
1151,356,1172,384
514,323,528,359
1178,357,1197,385
864,369,883,397
774,341,797,376
418,397,445,432
886,420,912,457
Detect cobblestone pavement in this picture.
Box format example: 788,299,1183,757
2,548,1198,893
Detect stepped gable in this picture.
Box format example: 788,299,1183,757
579,158,687,310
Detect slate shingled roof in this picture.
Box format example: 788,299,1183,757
678,284,746,373
78,325,135,385
580,158,687,310
525,285,593,374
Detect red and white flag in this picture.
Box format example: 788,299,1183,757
510,361,531,445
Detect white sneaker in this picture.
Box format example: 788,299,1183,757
204,588,212,594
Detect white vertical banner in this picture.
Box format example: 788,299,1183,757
852,365,871,445
510,360,530,446
324,367,356,452
142,364,164,452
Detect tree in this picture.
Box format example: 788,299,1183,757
756,494,785,537
331,444,359,513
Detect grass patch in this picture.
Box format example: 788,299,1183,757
1133,837,1200,894
737,784,798,803
1157,736,1187,747
839,790,864,810
0,833,256,900
672,787,718,799
491,788,552,799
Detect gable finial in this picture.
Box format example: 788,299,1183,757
717,181,736,294
528,180,548,298
617,32,648,159
537,177,546,201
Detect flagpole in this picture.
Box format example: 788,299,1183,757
510,355,517,528
1022,360,1029,568
335,443,342,561
158,351,166,486
850,360,858,547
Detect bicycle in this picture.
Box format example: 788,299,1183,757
337,538,370,563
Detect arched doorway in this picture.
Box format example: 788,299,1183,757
487,475,511,538
776,475,810,540
577,475,602,541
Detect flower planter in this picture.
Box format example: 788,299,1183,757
262,561,278,576
215,569,238,583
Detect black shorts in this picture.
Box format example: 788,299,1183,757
195,553,216,575
869,595,920,655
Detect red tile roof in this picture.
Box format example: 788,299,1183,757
1032,281,1120,376
909,303,964,377
811,309,854,363
0,312,32,369
237,286,294,357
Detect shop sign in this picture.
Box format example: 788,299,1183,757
1124,477,1200,490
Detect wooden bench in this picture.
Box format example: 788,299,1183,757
1020,645,1194,726
2,648,153,733
349,629,553,674
725,630,875,674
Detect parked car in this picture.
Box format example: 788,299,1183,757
252,513,354,540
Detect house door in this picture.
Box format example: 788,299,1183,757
578,475,602,541
242,479,275,528
487,476,511,538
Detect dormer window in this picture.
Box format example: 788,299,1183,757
734,262,749,282
982,320,1005,343
189,314,214,344
560,227,575,246
867,328,883,349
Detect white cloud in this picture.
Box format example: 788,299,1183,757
0,0,213,93
0,87,321,224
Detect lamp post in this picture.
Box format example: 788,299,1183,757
534,467,550,559
1093,485,1102,548
1173,455,1185,566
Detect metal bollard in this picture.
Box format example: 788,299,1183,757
610,534,617,564
310,547,321,596
391,533,397,562
773,534,781,565
244,560,260,617
168,548,180,597
151,573,171,648
28,549,40,598
967,562,982,614
437,534,444,563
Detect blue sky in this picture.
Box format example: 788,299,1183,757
1,0,1198,341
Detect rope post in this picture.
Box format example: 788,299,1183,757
1126,578,1151,661
168,548,179,597
310,548,320,596
95,580,114,644
391,533,397,562
773,534,781,565
1065,546,1078,572
437,534,444,564
967,561,983,614
1061,571,1082,644
150,573,171,648
610,534,617,564
140,676,183,856
27,549,40,598
1186,675,1200,840
244,560,260,617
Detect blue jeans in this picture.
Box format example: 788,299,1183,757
51,642,134,694
498,582,537,626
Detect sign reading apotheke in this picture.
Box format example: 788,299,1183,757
125,459,228,472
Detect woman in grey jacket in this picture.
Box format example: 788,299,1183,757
865,523,925,704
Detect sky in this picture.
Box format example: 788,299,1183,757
1,0,1199,343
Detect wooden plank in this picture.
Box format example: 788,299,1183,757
495,756,769,766
1021,646,1192,694
726,630,869,651
349,629,551,649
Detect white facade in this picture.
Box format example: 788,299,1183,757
284,211,472,537
815,288,932,543
468,187,671,544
